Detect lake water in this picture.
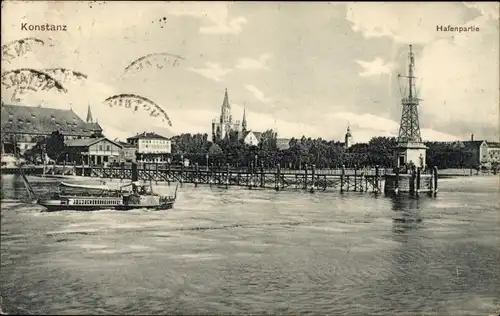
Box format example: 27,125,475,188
1,175,499,315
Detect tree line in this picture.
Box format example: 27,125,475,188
168,130,486,170
10,129,486,170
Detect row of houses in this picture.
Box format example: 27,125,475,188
1,103,172,164
63,132,171,165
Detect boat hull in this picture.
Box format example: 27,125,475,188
38,199,174,212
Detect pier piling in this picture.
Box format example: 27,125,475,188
310,164,316,193
260,163,264,188
410,166,416,195
194,163,199,187
167,163,171,186
354,166,358,192
416,167,421,195
341,165,345,193
275,163,281,191
180,161,184,185
374,166,380,193
433,166,439,196
394,167,400,195
210,163,214,186
304,164,308,190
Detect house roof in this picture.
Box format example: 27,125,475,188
117,141,136,148
276,138,291,150
1,103,96,136
487,141,500,148
462,140,487,150
65,137,122,148
87,121,103,132
242,131,263,141
126,132,169,140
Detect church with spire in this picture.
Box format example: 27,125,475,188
211,89,245,142
85,104,103,136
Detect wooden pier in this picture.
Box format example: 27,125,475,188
38,162,438,196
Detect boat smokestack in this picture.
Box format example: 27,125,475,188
471,134,474,141
131,162,138,182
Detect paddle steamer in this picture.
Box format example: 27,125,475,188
20,163,178,212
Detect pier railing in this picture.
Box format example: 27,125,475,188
1,162,439,195
43,163,422,176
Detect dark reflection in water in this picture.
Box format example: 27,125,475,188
390,196,423,236
1,175,499,315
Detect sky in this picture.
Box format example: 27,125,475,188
1,1,499,143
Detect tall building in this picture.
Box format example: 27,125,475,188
211,89,241,142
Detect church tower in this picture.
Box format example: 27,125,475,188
242,108,247,132
344,124,352,149
220,88,232,139
86,104,93,123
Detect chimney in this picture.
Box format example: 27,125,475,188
471,134,474,141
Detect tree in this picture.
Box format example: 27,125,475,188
171,133,210,164
45,131,65,161
260,129,278,152
208,143,224,165
23,136,45,164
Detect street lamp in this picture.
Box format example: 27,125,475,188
205,154,209,171
254,154,258,167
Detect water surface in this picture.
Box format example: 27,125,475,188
1,175,499,315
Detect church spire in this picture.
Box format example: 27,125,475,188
222,88,230,109
86,104,93,123
242,108,247,131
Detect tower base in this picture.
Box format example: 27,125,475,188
394,142,427,169
384,173,435,195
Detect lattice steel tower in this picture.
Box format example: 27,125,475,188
397,44,422,143
394,44,427,169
